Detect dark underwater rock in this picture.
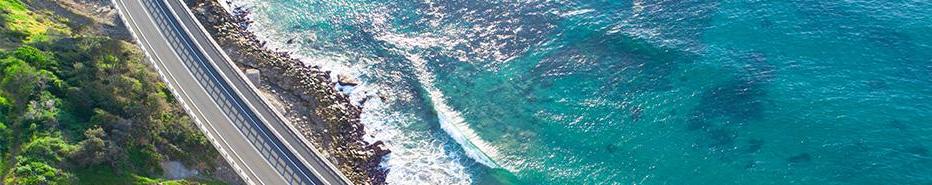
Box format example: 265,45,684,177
787,153,812,164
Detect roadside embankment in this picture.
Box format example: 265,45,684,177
0,0,243,184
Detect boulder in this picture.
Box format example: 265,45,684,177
337,74,360,86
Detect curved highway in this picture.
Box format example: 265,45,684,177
111,0,352,184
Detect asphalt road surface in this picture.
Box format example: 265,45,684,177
112,0,352,184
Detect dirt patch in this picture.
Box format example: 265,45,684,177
24,0,130,40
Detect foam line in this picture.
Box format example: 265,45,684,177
402,52,502,169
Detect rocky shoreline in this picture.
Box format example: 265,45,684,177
184,0,390,184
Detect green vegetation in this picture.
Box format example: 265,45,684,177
0,0,227,184
0,0,69,46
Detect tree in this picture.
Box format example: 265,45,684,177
0,95,10,121
19,136,74,165
7,160,74,185
22,92,61,131
0,58,41,107
70,127,124,167
12,46,56,72
0,121,10,154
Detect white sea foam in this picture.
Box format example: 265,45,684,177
392,49,502,169
221,0,477,183
559,8,595,17
360,95,474,184
367,10,508,168
368,4,508,171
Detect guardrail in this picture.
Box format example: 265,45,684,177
110,0,257,184
164,0,354,184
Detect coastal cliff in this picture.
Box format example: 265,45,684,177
184,0,389,184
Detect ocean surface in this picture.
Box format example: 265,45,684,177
223,0,932,184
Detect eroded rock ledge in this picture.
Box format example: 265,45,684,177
185,0,389,184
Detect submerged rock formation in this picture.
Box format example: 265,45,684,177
186,0,389,184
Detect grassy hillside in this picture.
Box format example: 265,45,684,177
0,0,69,46
0,0,230,184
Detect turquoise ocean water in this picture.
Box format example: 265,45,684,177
224,0,931,184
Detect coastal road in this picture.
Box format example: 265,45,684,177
112,0,352,184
